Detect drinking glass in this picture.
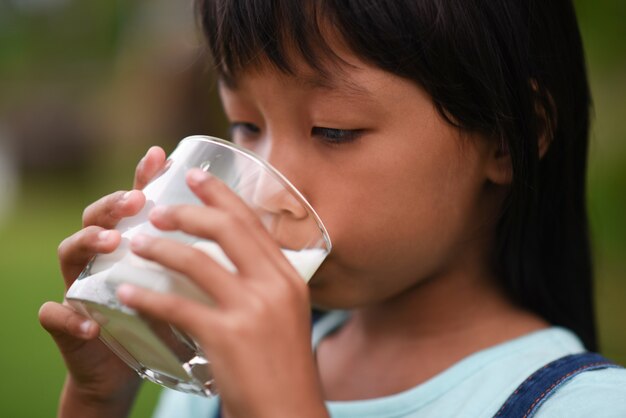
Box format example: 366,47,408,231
66,135,331,396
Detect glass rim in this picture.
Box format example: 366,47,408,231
180,135,332,252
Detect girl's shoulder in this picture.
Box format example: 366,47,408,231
313,314,625,417
535,366,626,417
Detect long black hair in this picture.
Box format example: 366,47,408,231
196,0,596,350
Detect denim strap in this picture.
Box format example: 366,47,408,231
493,352,621,418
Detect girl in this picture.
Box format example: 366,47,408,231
40,0,626,417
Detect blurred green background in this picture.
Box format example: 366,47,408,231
0,1,624,416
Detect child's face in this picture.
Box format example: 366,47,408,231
218,51,501,310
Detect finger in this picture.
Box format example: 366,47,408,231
82,189,146,229
133,146,167,190
187,168,268,234
116,284,219,344
58,226,121,287
147,204,278,278
39,301,100,346
129,234,239,305
186,169,298,278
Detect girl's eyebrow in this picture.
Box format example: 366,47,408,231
219,72,374,102
298,74,372,100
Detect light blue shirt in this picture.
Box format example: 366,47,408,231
153,311,626,417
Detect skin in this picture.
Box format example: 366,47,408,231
39,47,549,417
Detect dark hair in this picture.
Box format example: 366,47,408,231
197,0,596,350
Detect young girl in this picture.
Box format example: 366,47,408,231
40,0,626,417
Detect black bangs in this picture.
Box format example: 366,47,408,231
197,0,345,85
196,0,513,133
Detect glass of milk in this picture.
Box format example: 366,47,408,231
65,135,331,397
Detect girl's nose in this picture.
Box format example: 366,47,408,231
251,140,308,220
251,167,308,220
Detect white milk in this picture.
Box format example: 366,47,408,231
69,241,326,305
191,240,327,283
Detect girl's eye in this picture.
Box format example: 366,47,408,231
311,127,363,144
229,122,261,140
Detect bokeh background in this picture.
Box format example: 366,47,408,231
0,0,624,416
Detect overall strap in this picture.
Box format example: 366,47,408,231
493,352,621,418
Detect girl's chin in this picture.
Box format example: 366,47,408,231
308,283,361,311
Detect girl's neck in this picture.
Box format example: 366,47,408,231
316,248,549,401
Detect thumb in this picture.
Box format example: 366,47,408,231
39,301,100,352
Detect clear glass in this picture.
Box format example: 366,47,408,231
65,136,331,397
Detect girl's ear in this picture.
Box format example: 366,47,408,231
486,80,555,186
485,139,513,186
532,79,556,161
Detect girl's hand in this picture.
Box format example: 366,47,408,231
117,169,329,418
38,147,167,417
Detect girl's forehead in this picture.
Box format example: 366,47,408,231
220,70,370,99
218,61,427,115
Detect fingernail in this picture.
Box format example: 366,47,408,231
149,206,167,219
138,155,147,168
80,320,93,335
121,191,133,201
187,168,209,186
117,284,137,301
130,234,151,250
98,230,112,241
